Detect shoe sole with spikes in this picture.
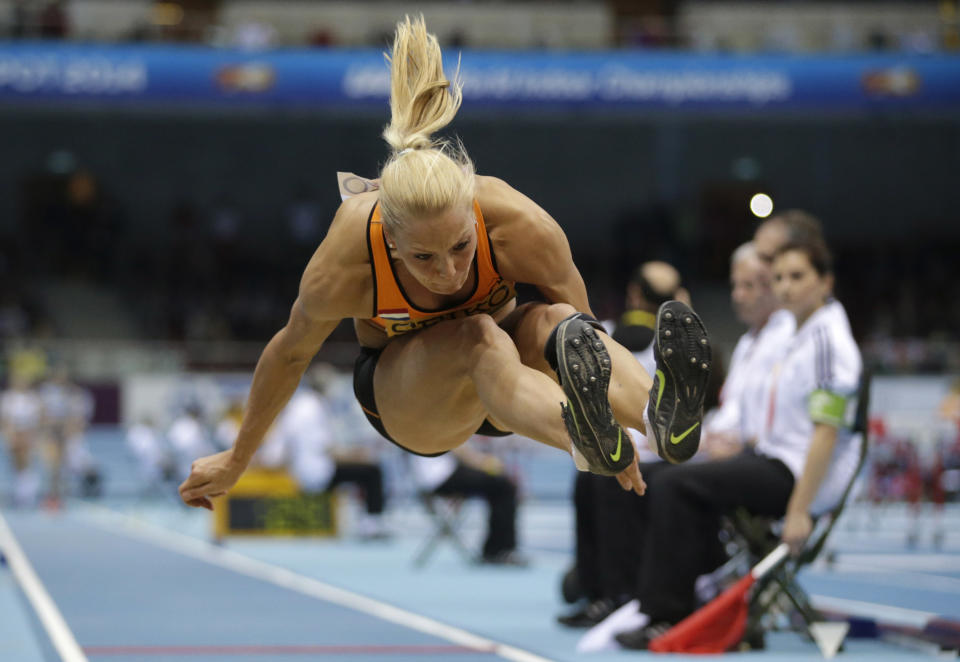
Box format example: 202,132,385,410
646,300,711,464
555,316,634,476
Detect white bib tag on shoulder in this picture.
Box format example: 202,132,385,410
337,172,380,200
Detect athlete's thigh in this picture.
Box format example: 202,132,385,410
373,315,505,454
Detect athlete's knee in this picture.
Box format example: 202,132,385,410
456,314,512,353
542,303,578,327
541,306,605,373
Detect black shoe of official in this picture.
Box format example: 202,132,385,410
555,317,634,476
478,550,530,567
646,301,711,464
556,598,623,628
615,621,674,650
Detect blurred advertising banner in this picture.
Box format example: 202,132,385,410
0,43,959,112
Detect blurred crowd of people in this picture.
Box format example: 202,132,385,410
4,0,957,53
120,363,528,561
0,348,100,508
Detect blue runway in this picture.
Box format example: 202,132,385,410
1,428,959,661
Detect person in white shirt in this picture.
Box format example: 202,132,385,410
409,441,523,565
702,243,795,455
618,232,862,649
1,373,42,506
127,417,174,496
167,404,217,482
38,366,74,506
272,365,388,539
63,378,101,498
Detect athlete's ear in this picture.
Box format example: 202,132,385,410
383,229,397,249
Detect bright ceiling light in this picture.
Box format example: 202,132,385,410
750,193,774,218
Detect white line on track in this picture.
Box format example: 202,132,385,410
811,562,960,595
0,510,89,662
810,595,938,629
80,505,556,662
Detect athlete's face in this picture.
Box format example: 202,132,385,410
730,255,777,328
772,249,832,325
390,206,477,295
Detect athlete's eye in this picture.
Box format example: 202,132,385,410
413,253,432,261
453,241,469,251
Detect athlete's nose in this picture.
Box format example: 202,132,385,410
436,256,456,280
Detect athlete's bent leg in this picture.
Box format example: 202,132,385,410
508,303,652,434
374,315,571,455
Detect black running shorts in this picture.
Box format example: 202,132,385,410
353,346,512,457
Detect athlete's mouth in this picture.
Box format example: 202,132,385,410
432,274,467,292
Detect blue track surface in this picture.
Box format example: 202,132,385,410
1,427,958,661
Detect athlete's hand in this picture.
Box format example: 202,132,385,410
615,457,646,495
178,450,246,510
782,510,812,556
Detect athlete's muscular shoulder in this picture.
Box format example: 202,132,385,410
297,193,377,322
476,176,589,310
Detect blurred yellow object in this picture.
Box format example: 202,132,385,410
8,345,47,384
212,469,337,540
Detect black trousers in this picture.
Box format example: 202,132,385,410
636,451,794,623
327,462,385,515
573,462,671,601
435,462,518,558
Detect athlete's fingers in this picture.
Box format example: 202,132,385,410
178,473,208,493
615,459,645,495
179,479,209,496
179,484,212,502
185,496,213,510
627,459,646,496
634,471,647,496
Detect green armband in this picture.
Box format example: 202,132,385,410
808,389,848,427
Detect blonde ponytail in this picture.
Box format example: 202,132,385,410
379,15,476,232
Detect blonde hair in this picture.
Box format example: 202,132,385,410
379,16,475,233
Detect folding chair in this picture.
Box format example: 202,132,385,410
412,491,475,568
727,369,872,649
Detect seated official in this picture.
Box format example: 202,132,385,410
617,234,862,649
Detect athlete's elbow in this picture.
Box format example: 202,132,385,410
266,326,316,368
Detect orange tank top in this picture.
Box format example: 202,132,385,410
365,200,517,338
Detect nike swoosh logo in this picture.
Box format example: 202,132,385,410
609,427,622,462
670,422,700,445
655,369,666,411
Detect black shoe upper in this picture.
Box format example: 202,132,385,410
615,621,675,650
556,598,624,628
